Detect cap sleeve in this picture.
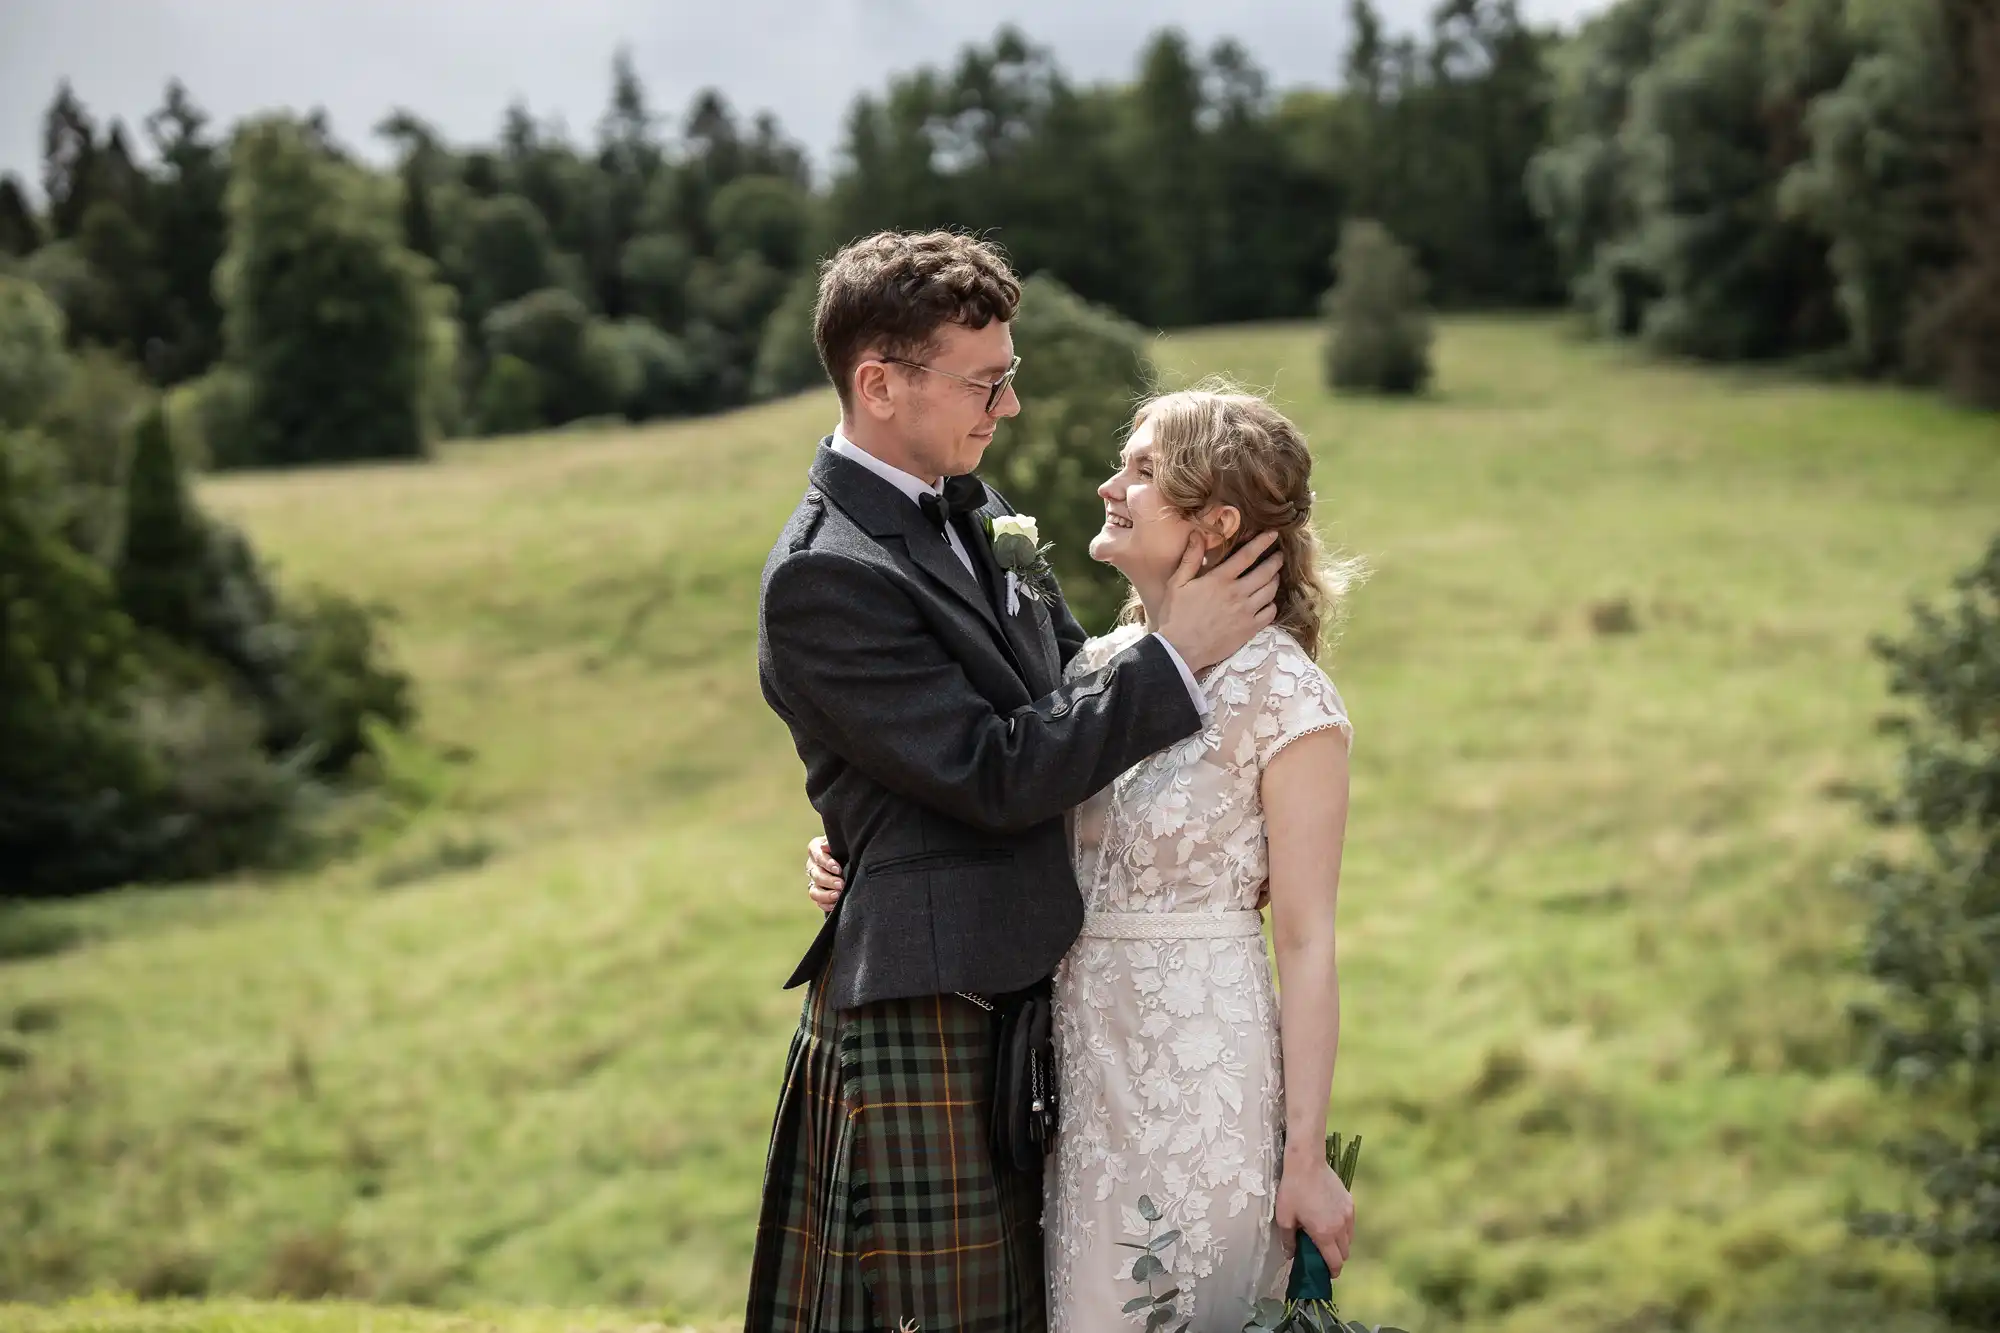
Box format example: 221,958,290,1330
1250,635,1353,767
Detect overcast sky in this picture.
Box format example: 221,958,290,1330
2,0,1610,190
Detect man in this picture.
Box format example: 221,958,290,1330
745,231,1280,1333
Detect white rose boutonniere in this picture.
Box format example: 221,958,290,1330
990,514,1039,547
983,513,1058,614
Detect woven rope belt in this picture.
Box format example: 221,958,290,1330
1078,909,1265,940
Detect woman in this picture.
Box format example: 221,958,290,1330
806,389,1357,1330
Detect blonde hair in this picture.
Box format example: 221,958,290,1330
1118,385,1362,659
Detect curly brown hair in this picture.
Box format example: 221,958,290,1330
813,231,1022,407
1119,386,1363,660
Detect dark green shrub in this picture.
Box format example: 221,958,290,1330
1322,220,1434,397
981,273,1151,631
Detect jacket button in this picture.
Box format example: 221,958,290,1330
1049,700,1070,718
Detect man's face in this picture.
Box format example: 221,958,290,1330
891,319,1021,480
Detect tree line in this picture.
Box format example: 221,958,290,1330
0,1,1576,473
1530,0,2000,404
2,0,1994,476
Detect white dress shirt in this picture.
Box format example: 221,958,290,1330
828,429,1209,715
831,429,977,576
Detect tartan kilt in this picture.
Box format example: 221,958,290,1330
743,979,1047,1333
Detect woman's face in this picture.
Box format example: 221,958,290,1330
1092,419,1217,583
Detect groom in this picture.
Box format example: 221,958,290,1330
744,231,1280,1333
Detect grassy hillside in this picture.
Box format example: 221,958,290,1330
4,319,1997,1331
0,1298,716,1333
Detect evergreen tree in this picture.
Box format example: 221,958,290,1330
592,48,663,316
1429,0,1560,305
400,156,440,262
219,116,431,465
94,124,148,217
681,90,746,231
115,404,207,644
1004,77,1141,314
0,174,42,258
1204,39,1330,323
1340,0,1400,255
374,108,443,163
143,81,230,384
1129,30,1210,328
0,429,163,894
74,197,159,357
746,111,811,186
598,50,663,203
41,81,100,241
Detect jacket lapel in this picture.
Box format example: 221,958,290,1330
808,444,1028,680
965,501,1061,696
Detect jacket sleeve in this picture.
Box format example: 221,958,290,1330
762,548,1201,834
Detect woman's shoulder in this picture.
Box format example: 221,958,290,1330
1215,626,1324,683
1212,627,1350,731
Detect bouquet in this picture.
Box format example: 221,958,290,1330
1242,1131,1405,1333
1124,1131,1405,1333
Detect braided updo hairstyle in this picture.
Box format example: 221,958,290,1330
1118,385,1362,660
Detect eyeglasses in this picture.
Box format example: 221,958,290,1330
880,355,1021,414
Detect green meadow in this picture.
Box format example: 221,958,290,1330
5,318,1997,1331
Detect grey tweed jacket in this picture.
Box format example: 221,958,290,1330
759,441,1204,1009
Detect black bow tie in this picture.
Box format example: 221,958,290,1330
918,475,988,534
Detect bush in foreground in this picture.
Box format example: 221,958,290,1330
1847,530,2000,1325
2,405,416,895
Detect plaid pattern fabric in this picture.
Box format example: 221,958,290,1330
743,981,1047,1333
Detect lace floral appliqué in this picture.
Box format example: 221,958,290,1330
1045,625,1351,1330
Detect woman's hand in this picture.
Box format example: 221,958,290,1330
806,836,845,914
1274,1146,1355,1277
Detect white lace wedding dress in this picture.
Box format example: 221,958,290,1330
1045,623,1353,1332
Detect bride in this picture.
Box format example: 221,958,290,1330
806,388,1357,1331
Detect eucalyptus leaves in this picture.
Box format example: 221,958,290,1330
1118,1193,1190,1333
1121,1130,1406,1333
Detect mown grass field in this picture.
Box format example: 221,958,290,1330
4,318,1997,1332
